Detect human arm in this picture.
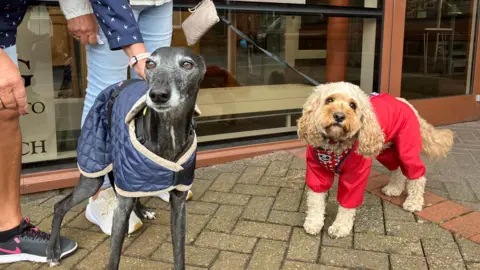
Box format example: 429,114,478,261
58,0,98,45
0,50,27,115
88,0,148,78
59,0,148,78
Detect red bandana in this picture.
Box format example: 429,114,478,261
315,148,351,172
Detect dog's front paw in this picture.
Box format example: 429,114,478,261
48,260,60,267
303,219,324,235
403,196,423,212
46,243,61,267
141,209,156,220
382,184,403,197
328,222,353,239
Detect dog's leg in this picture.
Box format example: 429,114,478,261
169,189,188,270
328,206,356,238
403,176,426,212
133,198,156,220
47,175,103,266
381,169,406,196
303,190,326,235
108,195,135,270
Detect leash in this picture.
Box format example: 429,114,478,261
220,17,321,86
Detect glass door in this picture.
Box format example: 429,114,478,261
385,0,480,125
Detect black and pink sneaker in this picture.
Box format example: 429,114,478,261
0,218,77,264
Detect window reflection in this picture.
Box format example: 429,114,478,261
18,4,382,164
401,0,479,99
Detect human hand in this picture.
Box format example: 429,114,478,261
132,59,147,80
0,50,28,115
123,43,148,80
67,14,98,45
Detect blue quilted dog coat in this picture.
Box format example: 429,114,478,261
77,80,197,197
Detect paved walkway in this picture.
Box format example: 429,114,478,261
6,134,480,270
372,120,480,211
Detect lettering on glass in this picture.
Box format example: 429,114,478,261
18,58,48,157
22,140,47,156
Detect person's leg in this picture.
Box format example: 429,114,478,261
130,2,173,79
82,18,142,235
82,19,128,191
0,101,22,234
0,46,77,264
3,45,18,66
0,45,24,233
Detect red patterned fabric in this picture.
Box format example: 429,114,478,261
314,148,351,173
305,93,426,208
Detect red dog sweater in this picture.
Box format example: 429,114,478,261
305,93,425,208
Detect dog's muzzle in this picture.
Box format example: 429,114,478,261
333,112,345,123
148,88,171,104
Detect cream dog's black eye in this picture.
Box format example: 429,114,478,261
182,61,194,70
349,102,357,110
146,60,156,70
326,98,334,104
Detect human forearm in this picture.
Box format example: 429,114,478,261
89,0,143,50
58,0,93,20
0,49,27,115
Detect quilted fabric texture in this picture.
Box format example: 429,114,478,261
77,80,196,197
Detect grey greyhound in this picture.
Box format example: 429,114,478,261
46,47,206,270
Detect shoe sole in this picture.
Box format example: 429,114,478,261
85,206,143,236
0,242,78,264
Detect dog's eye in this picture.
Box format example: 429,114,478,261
145,60,156,70
326,98,334,104
182,61,194,70
349,102,357,110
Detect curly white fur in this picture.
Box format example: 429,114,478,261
403,176,426,212
303,190,326,235
328,206,356,238
299,82,453,238
382,169,406,196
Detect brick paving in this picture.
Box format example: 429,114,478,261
372,120,480,211
3,120,479,270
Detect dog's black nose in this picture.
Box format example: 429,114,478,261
333,112,345,123
149,90,171,104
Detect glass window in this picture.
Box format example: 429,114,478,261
19,2,382,167
193,10,382,142
228,0,382,8
306,0,382,8
18,4,84,164
400,0,479,99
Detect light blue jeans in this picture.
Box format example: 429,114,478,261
4,45,18,66
81,3,173,188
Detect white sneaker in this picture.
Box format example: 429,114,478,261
156,190,193,203
85,187,143,236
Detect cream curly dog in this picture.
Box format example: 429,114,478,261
297,82,453,238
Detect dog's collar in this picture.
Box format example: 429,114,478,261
316,135,357,151
322,135,341,145
316,137,339,151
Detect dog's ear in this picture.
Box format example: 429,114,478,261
197,55,207,76
356,94,384,157
297,94,325,147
